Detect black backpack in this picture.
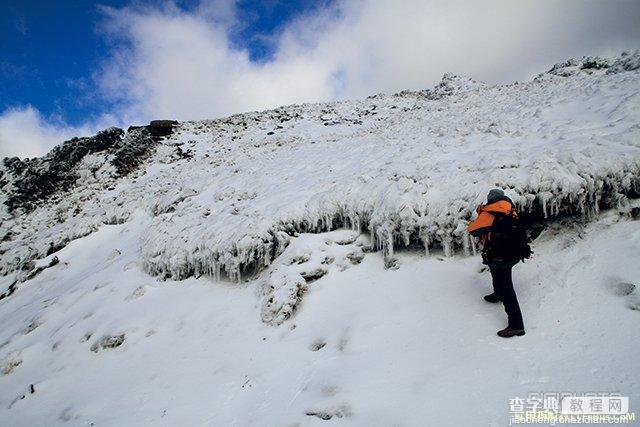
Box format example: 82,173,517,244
488,211,532,262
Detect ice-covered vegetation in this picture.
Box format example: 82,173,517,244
1,52,639,287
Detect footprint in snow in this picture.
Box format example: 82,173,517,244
606,281,640,311
90,333,125,353
0,351,22,375
107,249,122,260
337,330,349,352
305,403,353,420
58,407,77,422
125,285,147,301
627,295,640,312
8,383,36,409
309,339,326,351
123,261,139,272
93,281,112,291
321,255,335,265
608,282,635,297
320,384,339,397
23,317,43,335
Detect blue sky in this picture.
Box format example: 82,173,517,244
0,0,330,126
1,0,639,158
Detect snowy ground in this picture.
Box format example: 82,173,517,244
0,209,638,426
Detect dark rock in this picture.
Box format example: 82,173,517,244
174,146,193,160
582,56,610,70
0,281,17,301
300,267,327,282
309,339,326,351
110,127,157,176
306,411,333,420
127,125,144,133
149,120,178,137
346,251,364,264
384,257,399,270
21,256,59,283
47,240,69,256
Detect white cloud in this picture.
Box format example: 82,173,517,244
2,0,639,158
95,0,640,122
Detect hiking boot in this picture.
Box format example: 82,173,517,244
483,293,501,303
497,326,525,338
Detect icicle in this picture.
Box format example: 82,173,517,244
353,214,361,233
375,221,395,260
462,232,470,256
441,235,453,258
419,229,431,256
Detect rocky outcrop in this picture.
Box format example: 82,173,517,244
149,120,178,137
1,121,179,214
545,50,640,77
1,127,124,212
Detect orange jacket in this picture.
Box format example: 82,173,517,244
467,200,515,243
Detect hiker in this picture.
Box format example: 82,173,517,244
468,188,529,338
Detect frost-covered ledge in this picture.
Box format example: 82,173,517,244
141,164,640,282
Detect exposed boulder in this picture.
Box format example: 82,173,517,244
149,120,178,137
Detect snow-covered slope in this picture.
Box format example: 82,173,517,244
0,209,639,426
0,52,639,425
2,52,639,286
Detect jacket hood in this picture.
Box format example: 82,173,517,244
482,197,513,215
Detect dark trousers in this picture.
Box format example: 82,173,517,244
490,264,524,329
